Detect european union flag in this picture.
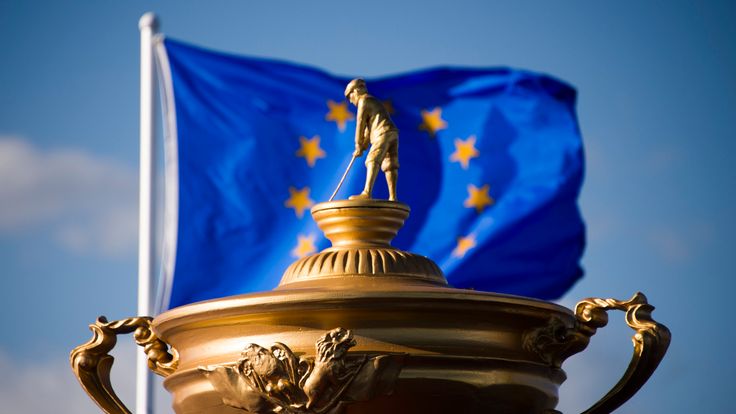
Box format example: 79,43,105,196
156,38,585,310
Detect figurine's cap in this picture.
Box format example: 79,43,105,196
344,78,367,98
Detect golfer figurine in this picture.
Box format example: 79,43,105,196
344,78,399,201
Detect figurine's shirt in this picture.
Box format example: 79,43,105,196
359,96,398,143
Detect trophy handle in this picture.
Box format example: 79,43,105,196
70,316,179,414
573,292,671,414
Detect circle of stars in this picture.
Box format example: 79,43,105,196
284,98,496,261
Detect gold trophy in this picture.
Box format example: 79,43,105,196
71,80,670,414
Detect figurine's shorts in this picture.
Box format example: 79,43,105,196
366,131,399,172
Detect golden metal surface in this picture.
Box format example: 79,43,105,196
280,200,445,288
200,327,403,413
69,316,179,414
71,289,669,413
526,292,671,414
340,79,399,201
574,292,671,414
153,286,574,413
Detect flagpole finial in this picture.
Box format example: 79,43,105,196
139,12,159,31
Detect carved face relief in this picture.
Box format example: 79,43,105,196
200,328,405,414
241,344,284,379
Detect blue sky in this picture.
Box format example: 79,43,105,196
1,1,734,412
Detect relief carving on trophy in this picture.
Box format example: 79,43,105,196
200,328,403,414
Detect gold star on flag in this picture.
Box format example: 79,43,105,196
449,135,480,169
452,234,477,258
325,100,354,132
296,135,326,167
419,107,447,137
284,186,314,218
291,233,317,258
463,184,494,213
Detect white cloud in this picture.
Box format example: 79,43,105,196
0,343,172,413
0,137,138,257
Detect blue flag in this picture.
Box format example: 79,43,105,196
156,38,585,310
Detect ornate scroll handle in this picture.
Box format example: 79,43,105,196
70,316,179,414
574,292,671,414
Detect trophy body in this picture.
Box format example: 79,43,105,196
158,287,573,413
72,201,669,414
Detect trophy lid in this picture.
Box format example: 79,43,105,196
278,199,447,289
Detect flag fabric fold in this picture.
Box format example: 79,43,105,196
156,37,585,310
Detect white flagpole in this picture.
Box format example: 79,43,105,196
137,12,158,414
